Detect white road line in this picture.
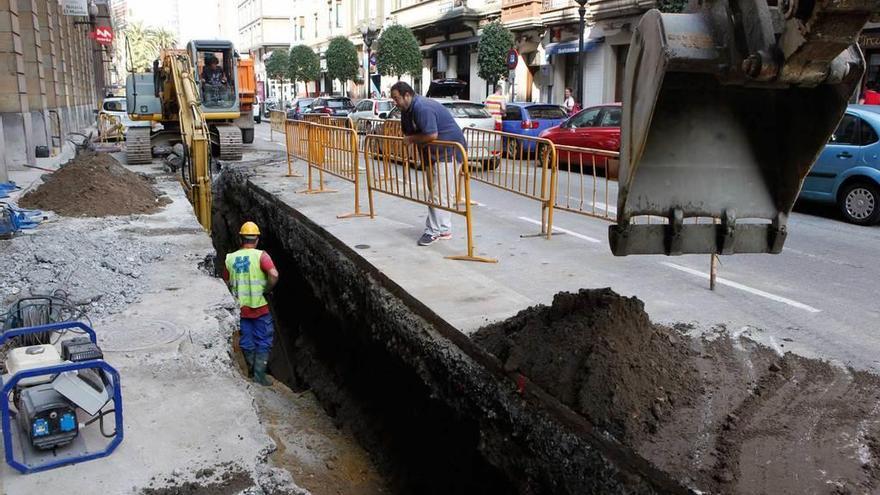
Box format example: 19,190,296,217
660,262,822,313
518,217,601,243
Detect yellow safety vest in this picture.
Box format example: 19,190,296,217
225,248,268,309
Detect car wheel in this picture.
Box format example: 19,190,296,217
838,181,880,225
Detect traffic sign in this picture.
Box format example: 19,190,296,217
92,27,114,45
506,49,519,70
369,53,378,65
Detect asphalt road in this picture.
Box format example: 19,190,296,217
249,121,880,373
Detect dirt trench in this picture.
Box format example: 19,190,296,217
211,168,688,494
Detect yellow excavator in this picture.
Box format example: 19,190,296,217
126,45,213,229
611,0,880,255
125,40,245,166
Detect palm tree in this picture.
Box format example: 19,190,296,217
149,28,177,53
124,22,154,72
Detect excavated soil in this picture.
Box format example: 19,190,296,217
19,151,170,217
474,288,880,494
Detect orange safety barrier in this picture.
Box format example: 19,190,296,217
298,122,373,219
300,114,326,125
269,110,286,140
320,115,354,129
363,135,496,263
553,145,620,222
462,128,557,238
283,119,309,177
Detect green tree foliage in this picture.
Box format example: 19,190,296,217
375,24,421,79
657,0,688,12
477,21,515,87
288,44,320,96
124,22,178,72
326,37,359,94
265,49,290,103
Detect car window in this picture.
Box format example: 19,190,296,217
356,101,370,111
526,105,566,120
599,107,621,127
389,107,401,119
378,101,394,112
103,100,125,112
327,99,353,108
860,118,878,146
568,107,601,128
444,103,492,118
504,106,523,121
830,114,859,145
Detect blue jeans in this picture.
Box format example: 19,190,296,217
240,313,274,352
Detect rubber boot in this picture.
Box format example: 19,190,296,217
243,350,255,379
253,351,273,386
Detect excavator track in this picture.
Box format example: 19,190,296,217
211,124,242,161
126,127,152,165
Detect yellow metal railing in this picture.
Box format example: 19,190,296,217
283,119,310,178
269,110,286,140
301,114,326,125
97,113,124,142
462,128,557,238
320,115,355,129
363,135,496,263
298,122,374,219
553,145,619,222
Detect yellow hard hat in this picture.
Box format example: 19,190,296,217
239,221,260,236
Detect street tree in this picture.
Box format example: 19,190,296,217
477,21,515,89
288,44,320,98
150,28,177,52
326,37,359,96
375,24,421,80
265,49,290,105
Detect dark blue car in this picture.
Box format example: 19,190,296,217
799,105,880,225
501,103,568,154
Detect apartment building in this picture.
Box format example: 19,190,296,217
237,0,296,102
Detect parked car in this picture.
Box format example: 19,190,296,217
285,98,315,119
799,105,880,225
306,97,354,116
97,97,151,140
350,98,395,126
539,103,621,176
501,103,568,155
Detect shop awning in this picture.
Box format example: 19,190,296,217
421,35,481,52
544,37,605,56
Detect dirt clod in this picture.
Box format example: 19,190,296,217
19,151,170,217
473,288,700,444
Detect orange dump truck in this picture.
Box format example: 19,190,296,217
236,57,257,144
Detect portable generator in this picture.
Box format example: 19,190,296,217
0,321,123,474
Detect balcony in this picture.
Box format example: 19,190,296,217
540,0,580,25
501,0,542,29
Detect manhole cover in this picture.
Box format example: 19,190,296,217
97,318,186,352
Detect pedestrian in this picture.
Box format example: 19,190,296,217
563,87,580,115
484,85,506,125
223,221,280,386
860,81,880,105
390,81,467,246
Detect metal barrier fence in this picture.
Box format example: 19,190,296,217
97,113,124,142
363,135,496,263
283,119,309,177
553,145,620,222
269,110,286,140
300,122,373,219
301,114,326,125
462,128,557,238
321,115,354,129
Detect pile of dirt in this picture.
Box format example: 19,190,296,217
19,151,170,217
474,289,880,493
473,288,700,444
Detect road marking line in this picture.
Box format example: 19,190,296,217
518,217,601,243
660,262,822,313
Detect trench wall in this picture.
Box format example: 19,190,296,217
212,168,689,494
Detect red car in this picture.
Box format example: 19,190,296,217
539,103,621,178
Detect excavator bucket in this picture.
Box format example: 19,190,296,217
609,6,869,256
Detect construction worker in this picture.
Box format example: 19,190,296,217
223,221,280,386
484,85,506,125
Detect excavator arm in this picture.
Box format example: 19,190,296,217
611,0,880,255
163,51,212,231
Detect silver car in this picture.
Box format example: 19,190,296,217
350,98,395,126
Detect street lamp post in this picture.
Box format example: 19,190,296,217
574,0,589,109
360,22,380,98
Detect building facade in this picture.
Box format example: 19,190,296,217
236,0,296,102
0,0,113,179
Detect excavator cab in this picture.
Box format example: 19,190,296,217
188,40,240,114
610,0,878,256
